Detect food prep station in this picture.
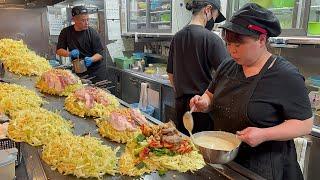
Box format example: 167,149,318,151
0,72,264,179
0,0,320,179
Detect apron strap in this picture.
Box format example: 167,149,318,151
247,55,277,100
242,55,277,126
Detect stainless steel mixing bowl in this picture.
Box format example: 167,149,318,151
193,131,242,164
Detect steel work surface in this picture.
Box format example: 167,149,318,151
2,72,262,180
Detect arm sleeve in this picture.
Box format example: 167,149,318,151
91,29,104,55
279,69,313,120
57,28,68,50
166,38,174,74
207,35,230,70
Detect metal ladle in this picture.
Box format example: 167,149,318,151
183,106,195,140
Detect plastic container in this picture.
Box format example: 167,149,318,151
114,57,134,69
151,0,161,10
131,103,155,116
250,0,272,8
0,138,22,166
138,2,147,10
160,13,171,22
309,75,320,87
308,22,320,35
132,52,145,60
0,148,18,180
273,0,295,8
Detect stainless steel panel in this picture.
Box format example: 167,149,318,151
121,72,141,103
307,134,320,180
121,71,161,120
0,8,50,57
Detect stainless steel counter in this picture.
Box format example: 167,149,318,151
2,72,263,180
108,66,172,87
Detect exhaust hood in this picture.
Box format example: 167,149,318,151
0,0,64,8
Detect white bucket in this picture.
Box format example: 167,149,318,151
0,148,18,180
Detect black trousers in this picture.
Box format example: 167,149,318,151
174,95,214,135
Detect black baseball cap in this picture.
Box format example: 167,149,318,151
187,0,226,23
204,0,226,23
220,3,281,37
71,6,88,17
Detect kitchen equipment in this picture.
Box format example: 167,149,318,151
309,91,320,112
250,0,272,8
132,52,145,60
0,137,22,166
56,54,71,66
160,13,171,22
183,106,195,139
309,75,320,87
138,83,148,111
308,22,320,35
193,131,241,164
72,58,87,74
114,57,134,69
0,148,18,180
138,2,147,10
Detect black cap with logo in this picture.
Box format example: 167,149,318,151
71,6,88,17
220,3,281,37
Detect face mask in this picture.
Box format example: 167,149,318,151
205,18,215,31
204,10,215,31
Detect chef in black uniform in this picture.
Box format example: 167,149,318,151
167,0,230,135
56,6,106,83
190,3,313,180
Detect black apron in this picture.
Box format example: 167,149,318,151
212,56,303,180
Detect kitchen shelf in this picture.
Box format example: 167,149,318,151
150,21,171,24
268,7,294,11
150,10,171,14
130,9,147,12
145,53,168,60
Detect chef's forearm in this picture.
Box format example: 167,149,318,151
91,53,103,62
263,118,313,141
56,48,70,57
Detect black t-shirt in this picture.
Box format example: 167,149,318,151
166,24,230,98
57,25,105,71
208,56,313,127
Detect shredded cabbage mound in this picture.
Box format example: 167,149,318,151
7,108,73,146
42,134,119,179
0,38,51,76
36,69,82,96
64,88,120,118
0,83,43,116
119,136,205,176
96,118,141,144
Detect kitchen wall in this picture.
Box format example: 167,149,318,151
270,46,320,78
0,8,50,58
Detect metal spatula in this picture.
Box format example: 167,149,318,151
183,106,195,140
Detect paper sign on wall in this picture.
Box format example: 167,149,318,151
106,39,125,61
107,19,121,40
